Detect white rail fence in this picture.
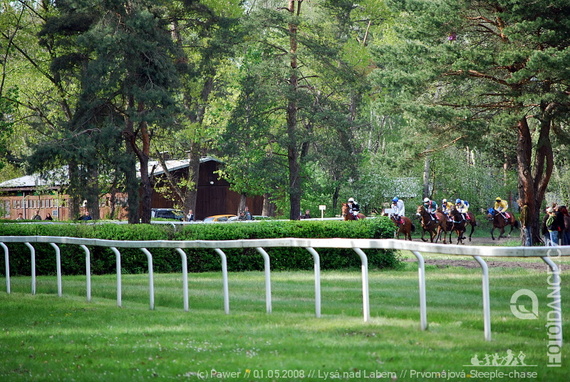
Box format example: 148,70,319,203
1,236,567,344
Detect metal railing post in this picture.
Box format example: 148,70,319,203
175,248,189,312
542,256,563,346
49,243,62,297
255,247,272,314
474,255,491,341
305,247,322,318
411,251,428,330
24,243,36,295
214,248,230,314
110,247,122,307
140,248,155,310
1,243,9,294
352,248,370,322
80,245,91,302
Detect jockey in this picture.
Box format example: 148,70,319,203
423,197,438,220
455,198,470,219
391,197,405,224
348,197,360,218
493,197,509,221
441,199,454,215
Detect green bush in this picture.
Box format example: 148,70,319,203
0,218,399,276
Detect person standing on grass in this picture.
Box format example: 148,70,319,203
518,200,532,246
546,206,564,246
557,205,570,245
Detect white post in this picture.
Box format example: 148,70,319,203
80,245,91,302
542,256,563,346
1,243,9,294
110,247,122,307
352,248,370,322
474,255,491,341
25,243,36,295
411,251,428,330
49,243,62,297
255,247,272,314
140,248,155,310
214,248,230,314
175,248,189,312
305,247,322,318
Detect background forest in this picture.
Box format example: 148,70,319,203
1,0,569,234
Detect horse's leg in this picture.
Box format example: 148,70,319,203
490,227,496,240
436,227,444,243
458,228,466,244
437,225,447,244
507,223,515,237
420,226,428,242
498,226,506,239
468,223,475,241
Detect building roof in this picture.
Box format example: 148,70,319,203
0,157,220,191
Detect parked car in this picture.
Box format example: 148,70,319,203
151,208,185,221
228,215,271,221
203,214,237,222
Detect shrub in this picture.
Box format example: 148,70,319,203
0,218,399,275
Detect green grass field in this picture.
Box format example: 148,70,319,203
1,259,568,381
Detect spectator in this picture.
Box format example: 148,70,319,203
518,200,531,246
32,210,42,220
79,211,93,221
186,209,195,222
301,210,311,219
546,205,564,246
16,212,24,220
541,210,551,246
559,205,570,245
45,213,53,221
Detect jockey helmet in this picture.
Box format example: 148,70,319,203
423,197,429,203
456,198,461,204
442,199,447,204
495,197,501,202
348,197,354,202
392,197,398,202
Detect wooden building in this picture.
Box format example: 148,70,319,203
0,157,263,221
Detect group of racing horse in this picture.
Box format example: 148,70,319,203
342,202,519,244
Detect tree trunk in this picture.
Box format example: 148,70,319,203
123,95,141,224
516,116,554,244
422,154,431,197
287,0,302,220
86,165,100,220
262,193,275,217
181,146,199,214
138,117,152,224
238,193,247,215
67,160,81,219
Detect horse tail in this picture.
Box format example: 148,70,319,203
513,219,520,229
411,223,416,233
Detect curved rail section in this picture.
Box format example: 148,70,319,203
1,236,568,344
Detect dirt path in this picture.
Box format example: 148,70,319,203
404,235,569,271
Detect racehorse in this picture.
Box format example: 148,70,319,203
434,209,454,244
448,207,467,245
416,205,446,243
487,208,519,240
464,212,477,241
341,203,366,220
389,215,415,241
